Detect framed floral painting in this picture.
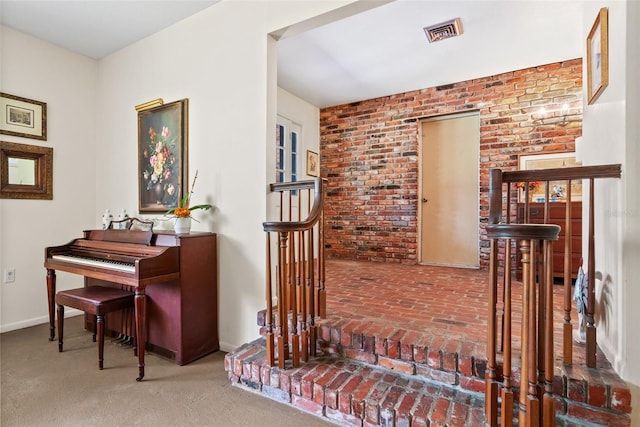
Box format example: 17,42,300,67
137,99,188,213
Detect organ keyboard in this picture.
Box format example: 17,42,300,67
45,224,219,381
50,254,135,273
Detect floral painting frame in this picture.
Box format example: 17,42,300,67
138,99,188,213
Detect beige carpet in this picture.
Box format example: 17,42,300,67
1,316,333,426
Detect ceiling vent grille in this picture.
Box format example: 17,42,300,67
423,18,463,43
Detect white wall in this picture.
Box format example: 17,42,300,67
0,2,353,346
94,1,350,352
622,0,640,386
0,26,98,331
581,0,640,385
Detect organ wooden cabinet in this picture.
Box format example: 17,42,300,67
516,202,582,279
83,232,219,366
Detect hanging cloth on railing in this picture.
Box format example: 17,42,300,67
573,258,587,343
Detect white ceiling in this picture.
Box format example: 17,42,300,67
0,0,586,108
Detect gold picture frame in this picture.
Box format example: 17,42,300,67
306,150,319,177
137,99,188,213
518,151,582,203
587,7,608,105
0,140,53,200
0,93,47,141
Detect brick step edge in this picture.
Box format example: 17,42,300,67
313,320,632,416
225,339,486,427
226,339,631,427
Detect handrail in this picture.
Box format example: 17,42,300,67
485,164,622,426
262,177,326,368
263,178,325,232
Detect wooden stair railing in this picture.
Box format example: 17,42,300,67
486,164,621,426
262,178,326,369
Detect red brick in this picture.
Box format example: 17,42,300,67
338,375,364,414
411,393,435,425
567,402,631,427
324,371,351,409
587,383,607,408
344,347,377,365
351,377,379,419
430,395,451,425
378,356,415,375
567,378,586,403
611,386,632,413
291,394,324,417
312,366,342,405
301,365,329,399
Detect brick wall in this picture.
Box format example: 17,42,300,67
320,59,582,266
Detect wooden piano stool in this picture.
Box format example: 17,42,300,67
56,286,135,370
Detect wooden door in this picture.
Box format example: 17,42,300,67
420,112,479,267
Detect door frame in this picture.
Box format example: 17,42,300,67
417,111,480,268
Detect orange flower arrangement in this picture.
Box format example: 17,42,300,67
515,181,541,192
165,170,212,220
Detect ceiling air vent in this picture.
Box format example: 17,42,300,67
423,18,463,43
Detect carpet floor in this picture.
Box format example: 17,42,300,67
1,316,333,427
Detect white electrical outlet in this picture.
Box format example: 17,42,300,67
4,269,15,283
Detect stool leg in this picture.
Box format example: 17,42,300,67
57,304,64,352
97,314,105,370
92,315,97,342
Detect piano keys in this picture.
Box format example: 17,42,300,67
45,226,219,381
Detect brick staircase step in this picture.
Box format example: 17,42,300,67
226,338,487,427
313,318,632,426
254,306,632,426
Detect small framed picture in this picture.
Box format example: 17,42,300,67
0,93,47,141
586,7,608,104
306,150,319,177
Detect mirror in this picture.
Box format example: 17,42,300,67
1,141,53,199
8,157,36,185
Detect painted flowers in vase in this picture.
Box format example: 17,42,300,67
142,125,178,205
165,170,212,233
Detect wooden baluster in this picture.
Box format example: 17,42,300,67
300,230,309,362
265,233,275,365
519,239,531,426
526,239,540,427
586,177,597,367
486,238,499,426
308,228,316,357
277,231,289,368
543,239,556,426
289,231,299,367
318,209,326,318
563,181,573,364
501,238,514,427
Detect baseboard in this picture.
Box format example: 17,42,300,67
0,309,83,334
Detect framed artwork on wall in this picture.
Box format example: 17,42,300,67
0,93,47,141
586,7,608,105
518,151,582,203
137,99,188,213
0,140,53,200
306,150,319,177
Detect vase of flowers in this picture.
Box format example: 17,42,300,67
143,125,179,206
515,181,541,202
165,170,212,234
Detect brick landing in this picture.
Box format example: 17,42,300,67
226,259,632,426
